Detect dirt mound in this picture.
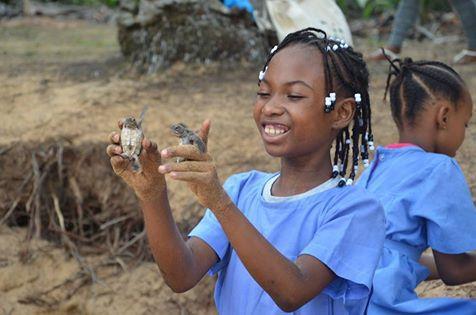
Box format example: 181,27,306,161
0,226,216,315
0,140,208,261
0,139,218,314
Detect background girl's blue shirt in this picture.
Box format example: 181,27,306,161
189,170,386,315
357,146,476,315
358,146,476,254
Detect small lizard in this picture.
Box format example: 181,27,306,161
120,106,148,171
169,123,206,162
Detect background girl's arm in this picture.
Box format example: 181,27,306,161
107,123,217,292
433,250,476,285
420,161,476,286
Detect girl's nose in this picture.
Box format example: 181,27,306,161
261,96,285,116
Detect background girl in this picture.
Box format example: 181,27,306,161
357,56,476,314
107,28,385,314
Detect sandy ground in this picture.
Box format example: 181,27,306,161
0,17,475,314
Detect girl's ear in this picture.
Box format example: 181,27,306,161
436,102,451,130
332,97,355,130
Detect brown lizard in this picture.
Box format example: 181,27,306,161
169,123,206,162
120,106,148,171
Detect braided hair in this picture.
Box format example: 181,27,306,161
382,50,466,128
258,28,373,187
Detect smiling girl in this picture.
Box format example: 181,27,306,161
107,28,385,314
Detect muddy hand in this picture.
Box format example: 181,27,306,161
196,118,210,152
107,119,165,201
158,120,231,211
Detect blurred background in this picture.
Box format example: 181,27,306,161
0,1,475,314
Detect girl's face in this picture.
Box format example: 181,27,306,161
435,89,473,157
253,44,335,159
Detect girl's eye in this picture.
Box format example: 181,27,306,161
257,92,270,98
288,95,305,100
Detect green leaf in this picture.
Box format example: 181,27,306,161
363,3,374,18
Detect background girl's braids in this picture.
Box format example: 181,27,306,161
383,54,466,128
258,28,372,186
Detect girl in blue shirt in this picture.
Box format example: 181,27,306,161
357,56,476,314
107,28,385,314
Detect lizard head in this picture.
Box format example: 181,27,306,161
169,123,189,137
123,117,139,129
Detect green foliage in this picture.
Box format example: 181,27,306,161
335,0,360,15
362,0,396,18
336,0,399,18
336,0,451,19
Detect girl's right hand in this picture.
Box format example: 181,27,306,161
106,120,165,202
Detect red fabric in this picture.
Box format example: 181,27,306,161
385,143,417,149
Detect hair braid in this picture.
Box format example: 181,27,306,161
382,53,466,128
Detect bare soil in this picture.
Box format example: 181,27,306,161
0,17,475,314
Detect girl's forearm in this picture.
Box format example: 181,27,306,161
140,188,200,291
211,200,333,311
450,251,476,284
434,250,476,285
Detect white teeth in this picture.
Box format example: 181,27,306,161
264,125,287,136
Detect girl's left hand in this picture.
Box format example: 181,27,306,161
158,120,231,211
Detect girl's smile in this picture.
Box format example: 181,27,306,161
263,123,289,137
260,122,290,144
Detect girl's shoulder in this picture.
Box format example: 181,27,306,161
419,155,469,198
224,171,382,204
320,185,385,222
408,151,464,182
385,150,472,216
325,183,372,200
376,146,463,178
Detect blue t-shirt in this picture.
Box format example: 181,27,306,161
358,146,476,254
189,171,385,315
357,146,476,315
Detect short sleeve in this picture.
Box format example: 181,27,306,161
299,189,386,301
188,172,252,274
414,159,476,253
189,208,229,274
